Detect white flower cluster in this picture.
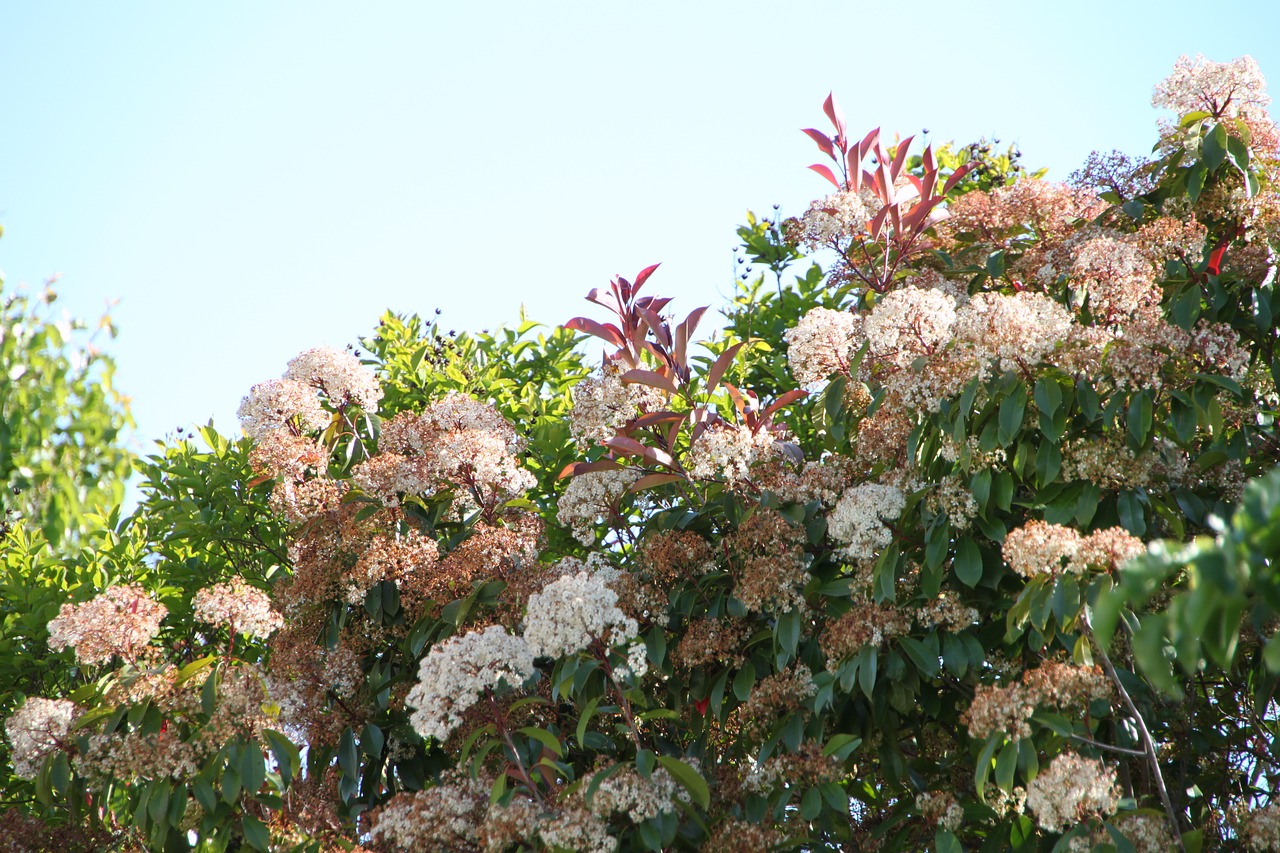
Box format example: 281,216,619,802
687,424,779,487
556,468,637,545
1003,521,1146,578
785,307,863,387
192,577,284,639
955,291,1073,374
369,776,488,850
569,369,662,448
1153,54,1270,122
406,625,535,742
1070,236,1160,321
1024,751,1120,831
1242,801,1280,852
828,484,906,560
590,766,682,823
791,189,881,248
523,566,641,670
864,286,958,372
5,697,78,778
237,378,330,441
284,346,383,411
47,585,168,665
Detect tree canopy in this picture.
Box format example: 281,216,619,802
4,53,1280,853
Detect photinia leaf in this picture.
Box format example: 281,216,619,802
633,263,661,294
808,163,842,189
822,92,846,140
621,368,678,395
706,341,745,394
629,473,683,492
563,317,624,347
802,128,835,158
657,756,710,810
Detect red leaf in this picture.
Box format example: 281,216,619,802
889,134,914,180
942,162,975,195
563,317,625,347
637,305,672,349
868,206,890,240
633,263,661,294
621,368,678,395
630,410,685,428
802,127,835,158
822,92,846,140
628,472,683,493
706,341,745,394
808,163,841,189
922,145,936,175
858,127,880,159
763,388,809,419
694,697,710,715
1208,243,1228,275
558,458,625,479
604,436,678,470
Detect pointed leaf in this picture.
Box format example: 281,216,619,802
706,342,745,393
621,368,678,395
563,317,624,347
802,128,835,158
822,92,846,139
629,473,683,492
633,263,661,293
808,163,841,189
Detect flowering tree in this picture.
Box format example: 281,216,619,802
6,54,1280,852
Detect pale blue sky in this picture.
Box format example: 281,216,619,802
2,1,1278,451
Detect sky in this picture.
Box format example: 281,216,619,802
2,1,1279,457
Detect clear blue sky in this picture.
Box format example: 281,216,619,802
2,1,1278,452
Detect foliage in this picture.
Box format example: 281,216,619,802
5,54,1280,853
0,265,133,546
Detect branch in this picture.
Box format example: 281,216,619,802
1084,617,1185,852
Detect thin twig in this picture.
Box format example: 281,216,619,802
1084,617,1185,852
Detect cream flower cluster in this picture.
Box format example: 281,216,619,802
557,468,638,545
785,307,863,387
569,369,663,448
405,625,535,742
955,291,1073,374
5,697,78,778
47,585,168,665
370,775,488,851
1003,521,1146,578
237,378,330,441
1153,54,1270,121
1024,751,1120,831
192,577,284,639
828,483,906,560
284,346,383,411
522,565,641,668
687,423,779,486
589,766,682,823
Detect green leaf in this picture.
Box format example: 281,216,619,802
801,785,822,820
518,726,566,758
998,382,1028,446
577,696,602,750
1127,389,1153,447
899,636,940,679
822,733,862,761
935,828,962,853
777,608,801,657
1203,123,1229,172
241,814,270,852
995,740,1018,792
263,730,300,789
955,537,983,587
974,734,1002,800
240,745,265,797
656,756,709,810
1187,162,1208,202
733,661,757,702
